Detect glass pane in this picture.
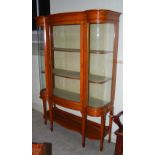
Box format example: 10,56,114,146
37,27,46,89
52,25,80,96
53,25,80,72
53,25,80,49
89,23,115,105
54,76,80,94
90,24,114,51
54,51,80,72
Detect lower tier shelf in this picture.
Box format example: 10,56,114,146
45,107,109,140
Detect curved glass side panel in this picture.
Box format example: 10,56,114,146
37,27,46,90
90,23,114,51
89,23,115,107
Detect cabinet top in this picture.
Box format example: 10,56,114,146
36,9,121,26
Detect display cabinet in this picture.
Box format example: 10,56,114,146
36,10,121,151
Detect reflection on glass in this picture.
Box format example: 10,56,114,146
90,24,114,51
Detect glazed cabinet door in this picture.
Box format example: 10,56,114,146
50,24,84,109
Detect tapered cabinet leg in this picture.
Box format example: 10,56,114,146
48,100,54,131
108,108,113,143
81,111,86,147
40,89,47,125
100,113,106,151
42,98,47,124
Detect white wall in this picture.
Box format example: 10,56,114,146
32,0,123,143
50,0,123,13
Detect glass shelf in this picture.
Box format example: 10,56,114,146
53,47,112,54
41,68,111,84
53,48,80,53
90,49,112,54
53,68,79,79
54,88,79,102
53,88,109,108
89,74,111,84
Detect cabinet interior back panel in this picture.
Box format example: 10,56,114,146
54,52,80,72
54,76,80,94
53,25,80,49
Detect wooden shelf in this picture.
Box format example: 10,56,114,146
53,88,109,108
45,107,109,139
42,68,111,84
53,47,112,54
